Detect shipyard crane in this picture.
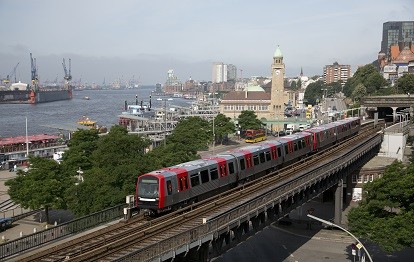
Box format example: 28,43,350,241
62,58,72,82
2,62,20,85
30,53,39,90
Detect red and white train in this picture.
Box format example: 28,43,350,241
136,117,361,215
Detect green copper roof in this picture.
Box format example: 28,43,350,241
274,45,283,58
244,84,265,92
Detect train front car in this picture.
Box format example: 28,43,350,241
136,172,166,216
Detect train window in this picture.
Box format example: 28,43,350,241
284,145,289,154
167,181,172,195
200,170,209,183
301,139,306,149
253,155,259,166
265,151,271,161
240,158,246,170
210,168,218,180
259,152,266,163
228,162,235,174
294,142,298,151
190,174,200,187
277,147,282,157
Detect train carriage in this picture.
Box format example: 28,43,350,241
136,117,362,215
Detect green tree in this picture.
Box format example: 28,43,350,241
65,125,151,216
351,83,367,103
213,113,236,144
167,116,211,152
6,156,71,224
237,110,263,131
348,161,414,252
395,74,414,94
343,64,388,97
304,80,324,105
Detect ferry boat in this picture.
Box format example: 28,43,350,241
77,116,107,133
0,134,67,169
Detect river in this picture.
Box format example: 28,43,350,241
0,86,192,138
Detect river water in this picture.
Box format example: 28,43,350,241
0,86,192,138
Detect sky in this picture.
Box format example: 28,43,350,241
0,0,413,86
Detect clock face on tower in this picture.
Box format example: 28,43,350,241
274,69,280,76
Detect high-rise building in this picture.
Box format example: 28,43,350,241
381,21,414,56
323,62,351,86
212,62,227,83
227,64,237,81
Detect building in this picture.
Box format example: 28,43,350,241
219,46,296,131
381,21,414,57
323,62,351,86
212,62,227,83
164,69,182,93
227,64,237,81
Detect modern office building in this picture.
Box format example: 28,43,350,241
323,62,351,86
381,21,414,57
212,62,228,83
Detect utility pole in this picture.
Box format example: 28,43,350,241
157,98,173,146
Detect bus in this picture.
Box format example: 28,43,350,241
245,129,266,143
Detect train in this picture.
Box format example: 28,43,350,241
136,117,361,215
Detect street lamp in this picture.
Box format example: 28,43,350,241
307,214,373,262
157,98,173,146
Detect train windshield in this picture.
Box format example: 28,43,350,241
138,176,159,198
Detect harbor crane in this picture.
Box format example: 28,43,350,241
30,53,39,90
2,62,20,85
62,58,72,82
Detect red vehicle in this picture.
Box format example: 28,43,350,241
136,117,361,215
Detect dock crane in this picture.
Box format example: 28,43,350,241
30,53,39,90
2,62,20,85
62,58,72,81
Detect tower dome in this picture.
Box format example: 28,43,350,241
273,45,283,58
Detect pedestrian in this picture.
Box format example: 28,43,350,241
13,164,17,172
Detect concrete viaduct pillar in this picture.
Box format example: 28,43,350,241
392,107,398,123
334,179,343,225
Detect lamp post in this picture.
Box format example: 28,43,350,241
307,214,373,262
157,98,173,146
25,117,29,157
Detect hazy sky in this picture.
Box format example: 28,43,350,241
0,0,413,85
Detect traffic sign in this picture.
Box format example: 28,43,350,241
356,243,363,249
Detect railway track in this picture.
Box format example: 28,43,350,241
11,120,383,262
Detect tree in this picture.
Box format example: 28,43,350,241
65,125,151,216
343,64,388,97
395,74,414,94
304,80,324,105
351,83,367,103
237,110,263,131
213,113,236,144
348,161,414,252
6,156,72,224
167,116,212,152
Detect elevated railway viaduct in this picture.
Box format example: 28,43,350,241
3,121,383,262
361,94,414,122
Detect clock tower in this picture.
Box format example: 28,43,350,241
270,45,285,120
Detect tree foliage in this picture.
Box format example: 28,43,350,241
237,110,263,131
167,116,211,152
343,64,388,98
348,161,414,252
213,113,236,144
304,80,324,105
65,125,151,216
5,156,72,223
395,74,414,94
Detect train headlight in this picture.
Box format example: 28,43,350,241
155,198,159,201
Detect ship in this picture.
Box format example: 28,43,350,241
0,53,73,104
